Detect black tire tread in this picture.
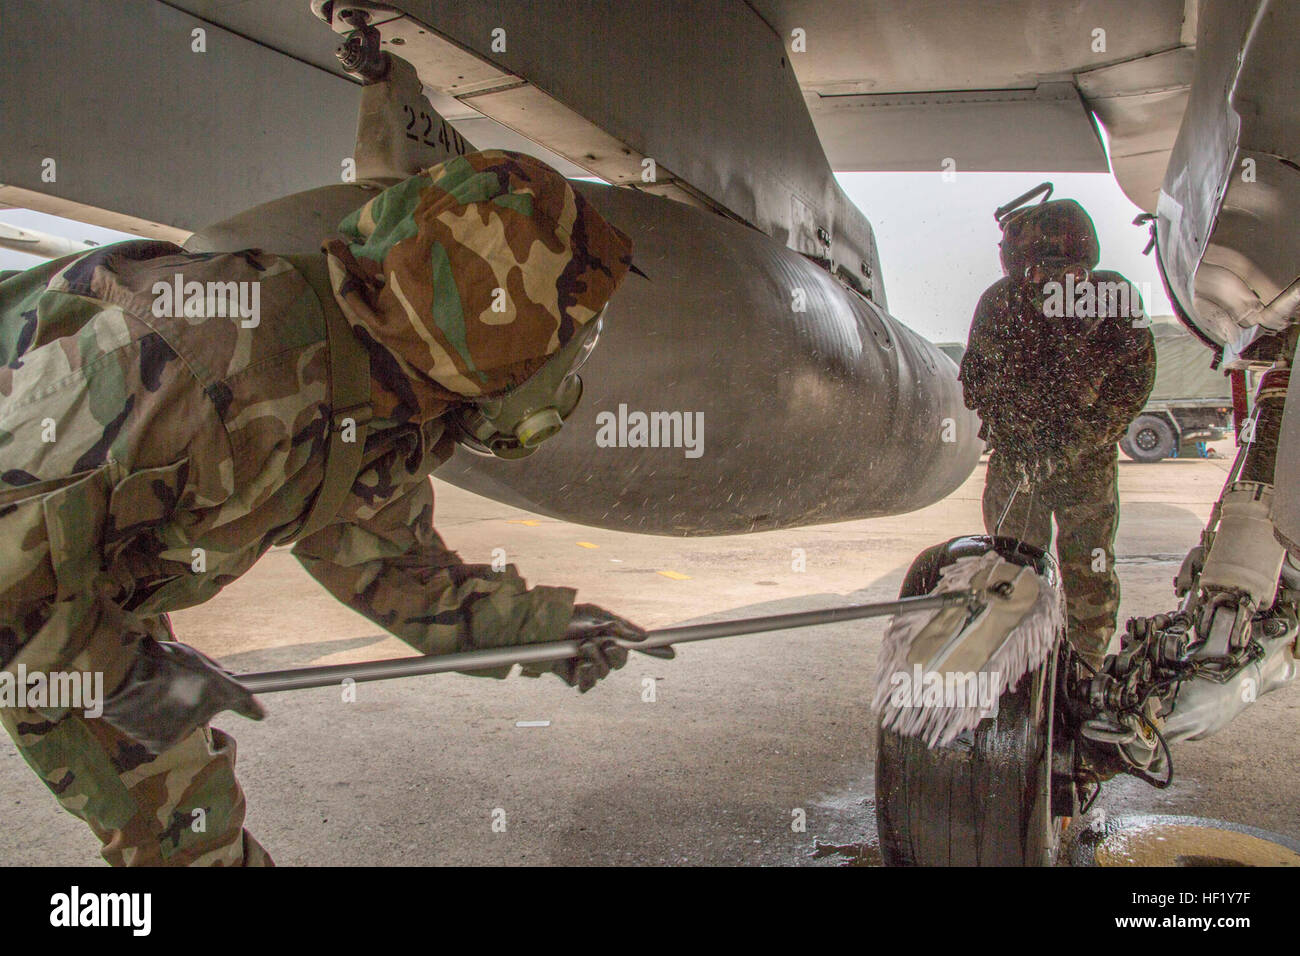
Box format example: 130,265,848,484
876,538,1061,866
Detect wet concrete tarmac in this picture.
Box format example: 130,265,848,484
1062,813,1300,866
1,451,1296,866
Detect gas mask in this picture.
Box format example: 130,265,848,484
994,183,1100,281
1023,258,1092,288
449,313,603,459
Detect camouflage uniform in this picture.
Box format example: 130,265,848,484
959,200,1156,669
0,150,633,865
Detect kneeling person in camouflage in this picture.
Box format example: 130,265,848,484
958,190,1156,671
0,150,652,865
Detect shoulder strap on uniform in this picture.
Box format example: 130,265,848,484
280,253,372,544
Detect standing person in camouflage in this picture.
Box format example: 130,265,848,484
0,149,658,865
958,191,1157,671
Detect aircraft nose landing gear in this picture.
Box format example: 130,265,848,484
879,356,1300,866
878,537,1299,866
1069,599,1298,792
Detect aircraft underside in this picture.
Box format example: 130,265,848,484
0,0,1298,878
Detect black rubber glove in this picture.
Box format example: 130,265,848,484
99,638,266,754
522,603,673,693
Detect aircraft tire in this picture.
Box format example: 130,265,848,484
875,536,1069,866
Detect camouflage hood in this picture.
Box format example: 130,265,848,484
998,198,1100,278
323,149,634,423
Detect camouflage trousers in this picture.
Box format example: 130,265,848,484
0,614,272,867
982,445,1121,670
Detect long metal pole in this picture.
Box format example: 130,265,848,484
235,591,973,694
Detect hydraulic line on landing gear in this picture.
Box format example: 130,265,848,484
1070,333,1300,786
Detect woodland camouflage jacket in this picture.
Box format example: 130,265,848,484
0,243,574,688
0,150,635,688
959,272,1157,463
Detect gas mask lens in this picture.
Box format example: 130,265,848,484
451,313,604,459
1024,258,1091,287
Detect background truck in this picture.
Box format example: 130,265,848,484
937,318,1235,465
1118,318,1235,462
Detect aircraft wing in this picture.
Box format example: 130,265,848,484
0,0,1191,299
759,0,1194,214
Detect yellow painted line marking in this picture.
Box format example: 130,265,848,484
576,541,599,549
657,570,690,580
507,520,541,526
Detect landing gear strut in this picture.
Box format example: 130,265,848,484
880,342,1300,866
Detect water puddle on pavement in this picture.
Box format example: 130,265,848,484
811,838,884,866
801,781,884,866
1062,812,1300,866
790,771,1299,868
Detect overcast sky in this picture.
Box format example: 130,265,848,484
2,169,1171,345
836,170,1173,343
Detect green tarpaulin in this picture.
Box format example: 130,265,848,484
1148,318,1231,402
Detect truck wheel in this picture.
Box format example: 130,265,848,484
1122,415,1176,462
876,536,1072,866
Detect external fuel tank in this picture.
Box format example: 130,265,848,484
435,181,981,535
